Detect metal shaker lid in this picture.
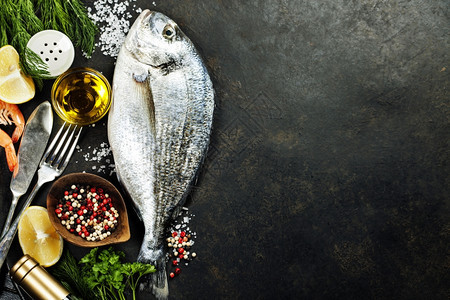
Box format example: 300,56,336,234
27,30,75,77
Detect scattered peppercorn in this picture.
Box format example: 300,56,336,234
54,184,119,241
166,231,196,277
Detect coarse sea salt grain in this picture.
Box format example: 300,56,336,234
75,127,116,175
87,0,147,58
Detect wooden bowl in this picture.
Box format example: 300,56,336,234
47,172,130,247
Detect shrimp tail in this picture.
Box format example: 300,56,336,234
9,105,25,143
5,142,17,172
11,125,24,143
0,129,17,172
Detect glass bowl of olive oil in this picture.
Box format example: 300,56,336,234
51,67,111,126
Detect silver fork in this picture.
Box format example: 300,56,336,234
0,122,82,269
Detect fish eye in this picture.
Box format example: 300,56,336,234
163,25,175,39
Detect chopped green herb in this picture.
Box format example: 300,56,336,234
51,248,156,300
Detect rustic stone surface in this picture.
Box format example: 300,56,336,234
1,0,448,299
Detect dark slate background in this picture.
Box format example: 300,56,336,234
1,0,449,299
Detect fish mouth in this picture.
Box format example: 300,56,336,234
140,9,153,19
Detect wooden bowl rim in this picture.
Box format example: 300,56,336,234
47,172,130,247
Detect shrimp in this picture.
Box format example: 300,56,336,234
0,100,25,143
0,129,17,171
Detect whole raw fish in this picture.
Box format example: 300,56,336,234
107,9,214,299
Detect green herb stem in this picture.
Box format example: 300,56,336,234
64,0,98,57
36,0,72,35
17,0,44,36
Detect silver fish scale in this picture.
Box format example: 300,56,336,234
153,76,211,222
108,10,214,299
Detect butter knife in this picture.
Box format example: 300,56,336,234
0,101,53,238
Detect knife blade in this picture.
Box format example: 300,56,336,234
0,101,53,238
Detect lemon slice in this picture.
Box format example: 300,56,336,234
18,206,63,267
0,45,35,104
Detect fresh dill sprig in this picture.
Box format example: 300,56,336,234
50,249,94,300
17,0,44,36
36,0,72,35
3,1,19,44
35,0,98,57
21,48,52,89
9,15,50,88
0,28,8,48
63,0,98,57
0,9,10,47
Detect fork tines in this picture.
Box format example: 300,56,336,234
41,122,83,171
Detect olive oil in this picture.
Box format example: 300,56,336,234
52,67,111,126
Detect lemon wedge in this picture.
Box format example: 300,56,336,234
18,206,63,267
0,45,35,104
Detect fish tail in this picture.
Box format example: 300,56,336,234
151,257,169,299
138,246,168,299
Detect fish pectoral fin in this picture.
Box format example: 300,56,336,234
131,72,156,133
133,72,148,83
132,64,150,83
